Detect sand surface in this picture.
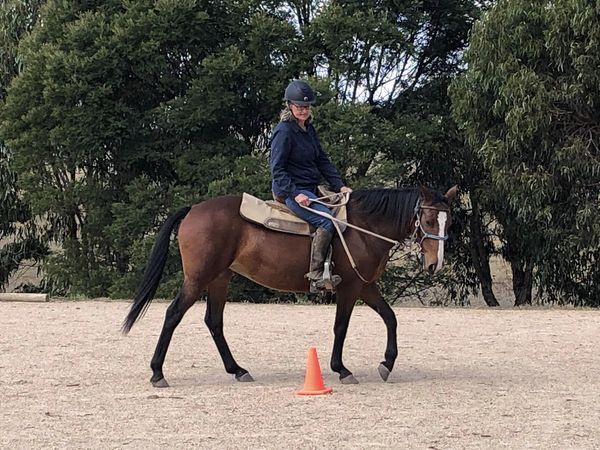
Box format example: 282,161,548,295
1,301,599,449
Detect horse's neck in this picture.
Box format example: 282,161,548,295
346,212,399,254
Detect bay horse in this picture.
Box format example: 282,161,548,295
122,186,457,387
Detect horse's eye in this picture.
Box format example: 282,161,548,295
426,220,435,227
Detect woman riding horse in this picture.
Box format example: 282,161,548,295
122,183,457,388
270,79,352,293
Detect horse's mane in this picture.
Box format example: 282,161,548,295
348,187,423,232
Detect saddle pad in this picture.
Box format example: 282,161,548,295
239,193,347,236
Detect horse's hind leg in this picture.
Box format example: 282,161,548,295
150,280,202,387
205,270,253,382
360,283,398,382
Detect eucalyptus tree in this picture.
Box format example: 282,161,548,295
452,0,600,305
0,0,46,291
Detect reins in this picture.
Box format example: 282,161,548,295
300,193,425,283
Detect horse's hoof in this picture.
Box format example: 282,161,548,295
152,378,169,388
378,363,391,382
235,372,254,382
340,374,359,384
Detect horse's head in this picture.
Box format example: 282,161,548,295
415,186,458,275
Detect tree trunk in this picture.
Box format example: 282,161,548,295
511,261,533,306
468,197,499,307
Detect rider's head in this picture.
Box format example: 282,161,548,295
284,80,315,121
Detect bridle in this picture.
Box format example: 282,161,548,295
410,200,450,245
407,200,450,274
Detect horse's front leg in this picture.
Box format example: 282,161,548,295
360,283,398,381
330,289,359,384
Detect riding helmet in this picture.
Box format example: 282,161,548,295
284,80,316,106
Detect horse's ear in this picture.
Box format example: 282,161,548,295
444,185,459,203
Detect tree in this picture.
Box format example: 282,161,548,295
303,1,486,304
1,0,299,296
451,0,600,305
1,0,490,303
0,0,46,291
310,0,480,105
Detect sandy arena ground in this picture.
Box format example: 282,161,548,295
1,300,599,449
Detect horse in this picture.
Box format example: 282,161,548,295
122,185,457,387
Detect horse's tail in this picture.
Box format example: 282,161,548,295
122,206,192,334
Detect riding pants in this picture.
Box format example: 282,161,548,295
284,189,335,234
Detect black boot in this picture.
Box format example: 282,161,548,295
305,227,342,293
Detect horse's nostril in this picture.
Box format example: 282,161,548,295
428,264,436,274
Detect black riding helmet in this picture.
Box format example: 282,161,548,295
284,80,316,106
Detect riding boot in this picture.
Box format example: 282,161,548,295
305,227,342,293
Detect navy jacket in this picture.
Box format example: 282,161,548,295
269,120,344,200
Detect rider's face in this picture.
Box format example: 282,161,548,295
290,102,311,122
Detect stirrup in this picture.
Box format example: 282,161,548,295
310,274,342,294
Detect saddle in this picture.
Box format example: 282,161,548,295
239,186,347,236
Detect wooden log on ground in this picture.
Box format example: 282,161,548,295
0,293,49,302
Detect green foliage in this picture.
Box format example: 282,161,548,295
207,153,271,198
1,0,296,297
0,0,45,101
310,0,480,104
305,1,485,304
451,0,600,305
0,0,46,292
1,0,485,304
382,76,487,304
314,99,405,186
0,236,47,290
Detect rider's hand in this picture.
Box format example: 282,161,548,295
295,193,311,206
340,186,353,194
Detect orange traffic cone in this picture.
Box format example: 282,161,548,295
295,347,333,396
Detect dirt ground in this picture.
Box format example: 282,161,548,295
1,301,599,449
